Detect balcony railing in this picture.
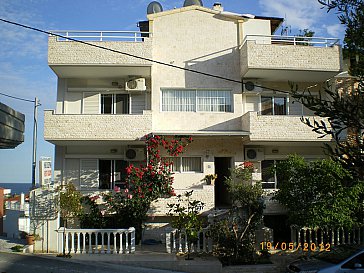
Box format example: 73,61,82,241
166,227,213,254
241,35,340,48
49,30,152,42
57,228,136,254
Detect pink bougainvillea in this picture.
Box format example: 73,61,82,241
103,134,192,240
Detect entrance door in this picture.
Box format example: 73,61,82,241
214,157,232,208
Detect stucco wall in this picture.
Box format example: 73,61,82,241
242,111,332,142
48,36,152,65
151,9,243,132
44,110,152,141
241,41,342,75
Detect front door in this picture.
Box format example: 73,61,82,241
214,157,232,208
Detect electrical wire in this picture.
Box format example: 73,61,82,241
0,91,36,103
0,17,297,95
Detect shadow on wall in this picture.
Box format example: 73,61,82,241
184,46,240,89
202,116,244,131
56,168,99,190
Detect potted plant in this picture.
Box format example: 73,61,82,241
25,233,41,245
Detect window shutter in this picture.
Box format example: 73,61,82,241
83,92,100,114
80,159,99,189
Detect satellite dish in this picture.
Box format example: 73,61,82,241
183,0,203,7
147,1,163,14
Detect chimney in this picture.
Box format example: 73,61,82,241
213,2,223,12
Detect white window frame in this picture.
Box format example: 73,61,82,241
161,89,233,113
165,156,202,173
100,93,130,114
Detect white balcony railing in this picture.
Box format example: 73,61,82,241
165,227,213,254
57,228,136,254
241,35,340,48
49,30,152,42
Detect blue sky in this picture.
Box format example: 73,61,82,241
0,0,345,183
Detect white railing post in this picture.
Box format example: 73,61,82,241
76,232,81,253
101,232,105,254
82,232,86,254
58,230,64,254
71,232,75,254
95,232,99,253
65,231,69,254
107,232,111,254
119,232,123,254
88,232,92,254
172,230,177,252
125,230,129,254
129,227,136,253
165,229,171,253
113,232,117,254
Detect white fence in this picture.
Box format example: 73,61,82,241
57,228,135,254
166,228,213,254
291,226,364,248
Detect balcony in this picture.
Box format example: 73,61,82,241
48,31,152,78
242,111,332,143
44,110,152,144
240,35,342,82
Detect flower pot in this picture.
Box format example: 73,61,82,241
26,235,35,245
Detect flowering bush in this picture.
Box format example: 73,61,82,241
103,134,192,241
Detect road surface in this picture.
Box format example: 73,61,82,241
0,252,185,273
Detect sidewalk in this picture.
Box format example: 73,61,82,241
34,244,223,273
0,236,26,252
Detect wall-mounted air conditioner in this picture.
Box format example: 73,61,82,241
125,148,145,161
125,78,146,91
244,148,264,161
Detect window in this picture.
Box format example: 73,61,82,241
101,94,129,114
165,157,202,173
261,96,287,115
162,89,232,112
261,160,282,189
99,159,128,189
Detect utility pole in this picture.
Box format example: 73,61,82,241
32,97,39,189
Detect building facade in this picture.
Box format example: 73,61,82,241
44,2,342,236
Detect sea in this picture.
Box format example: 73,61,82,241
0,183,34,195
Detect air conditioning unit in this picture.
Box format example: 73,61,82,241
244,148,264,161
243,81,262,93
125,78,146,91
125,148,145,161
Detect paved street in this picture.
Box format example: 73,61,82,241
0,252,186,273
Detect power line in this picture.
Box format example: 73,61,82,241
0,17,292,95
0,91,36,103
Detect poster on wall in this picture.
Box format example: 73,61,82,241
39,157,52,188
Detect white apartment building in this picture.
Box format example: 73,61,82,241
44,1,342,235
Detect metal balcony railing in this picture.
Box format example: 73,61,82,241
49,30,152,42
242,35,340,48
